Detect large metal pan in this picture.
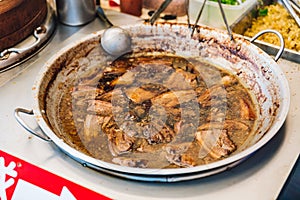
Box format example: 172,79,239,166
15,23,290,182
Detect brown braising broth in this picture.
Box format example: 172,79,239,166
57,53,257,169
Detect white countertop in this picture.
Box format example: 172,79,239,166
0,9,300,200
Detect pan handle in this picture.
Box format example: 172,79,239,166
249,29,285,62
14,107,52,142
0,27,44,59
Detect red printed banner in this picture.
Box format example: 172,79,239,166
0,150,111,200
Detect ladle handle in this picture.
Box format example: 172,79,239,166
14,107,52,142
149,0,173,25
191,0,207,36
250,29,285,62
217,0,233,41
282,0,300,27
96,6,114,27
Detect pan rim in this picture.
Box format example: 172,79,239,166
31,23,290,176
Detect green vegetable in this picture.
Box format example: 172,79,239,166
258,8,268,16
208,0,246,5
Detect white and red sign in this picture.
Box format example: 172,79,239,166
0,150,111,200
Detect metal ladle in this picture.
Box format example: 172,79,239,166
97,0,173,56
97,6,132,56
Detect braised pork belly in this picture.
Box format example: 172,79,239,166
58,54,257,168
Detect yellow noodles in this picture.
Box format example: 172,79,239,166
244,4,300,52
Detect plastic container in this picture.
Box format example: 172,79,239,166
189,0,258,29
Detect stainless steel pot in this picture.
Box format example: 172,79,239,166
15,23,290,182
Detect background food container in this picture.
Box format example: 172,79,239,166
143,0,187,16
189,0,258,29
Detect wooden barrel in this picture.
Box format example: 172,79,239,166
0,0,47,51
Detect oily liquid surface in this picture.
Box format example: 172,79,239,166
56,54,257,169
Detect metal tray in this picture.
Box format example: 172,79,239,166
230,0,300,63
